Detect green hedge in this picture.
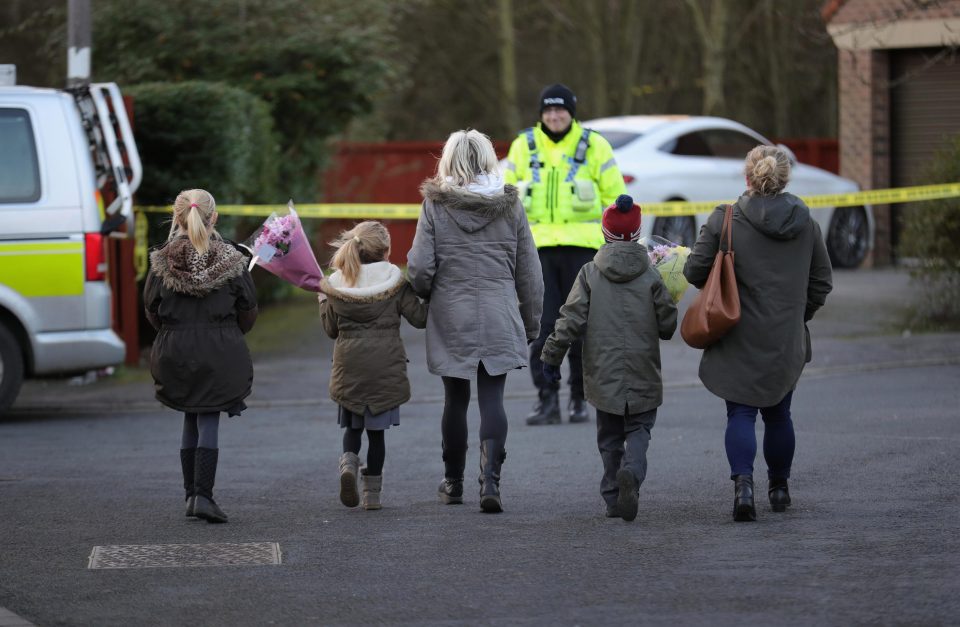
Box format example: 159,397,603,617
898,135,960,327
130,81,293,308
128,81,278,207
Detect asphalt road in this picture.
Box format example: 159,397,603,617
1,269,958,626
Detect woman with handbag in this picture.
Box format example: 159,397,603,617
682,145,833,522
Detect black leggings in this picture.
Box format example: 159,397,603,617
442,362,508,453
343,428,385,475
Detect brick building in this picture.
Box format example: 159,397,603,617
824,0,960,265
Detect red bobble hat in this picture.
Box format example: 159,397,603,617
601,194,642,242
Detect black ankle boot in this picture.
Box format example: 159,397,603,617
478,439,506,513
438,446,466,505
194,447,228,523
180,447,197,517
526,389,560,426
733,474,756,522
568,396,589,423
769,477,791,512
616,469,640,522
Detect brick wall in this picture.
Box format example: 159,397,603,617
838,47,891,265
828,0,960,265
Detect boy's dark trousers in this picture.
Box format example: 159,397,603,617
596,408,657,508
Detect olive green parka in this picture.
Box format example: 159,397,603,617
319,261,427,415
541,241,677,415
682,192,833,407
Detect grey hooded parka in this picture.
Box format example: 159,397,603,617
541,241,678,415
407,181,544,379
682,192,833,407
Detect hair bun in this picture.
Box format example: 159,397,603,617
615,194,634,213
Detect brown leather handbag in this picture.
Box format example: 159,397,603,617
680,204,740,349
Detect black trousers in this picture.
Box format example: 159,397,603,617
528,246,595,396
596,408,657,507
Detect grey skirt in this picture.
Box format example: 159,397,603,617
338,405,400,431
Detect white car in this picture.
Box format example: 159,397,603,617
582,115,874,268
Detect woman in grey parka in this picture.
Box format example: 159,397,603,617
407,129,544,513
682,145,833,522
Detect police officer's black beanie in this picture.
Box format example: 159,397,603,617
539,83,576,118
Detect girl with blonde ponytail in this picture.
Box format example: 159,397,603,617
683,145,832,523
169,189,220,254
144,188,259,524
319,221,427,510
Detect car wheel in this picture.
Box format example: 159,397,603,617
827,206,868,268
652,215,696,247
0,322,24,414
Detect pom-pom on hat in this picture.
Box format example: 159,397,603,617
601,194,642,242
539,83,576,118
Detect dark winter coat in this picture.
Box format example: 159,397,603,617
144,237,258,414
682,192,833,407
541,241,677,415
407,181,544,378
319,261,428,415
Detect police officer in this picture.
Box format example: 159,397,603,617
504,83,626,425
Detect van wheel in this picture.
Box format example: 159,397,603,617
0,323,24,414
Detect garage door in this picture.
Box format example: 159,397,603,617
890,48,960,250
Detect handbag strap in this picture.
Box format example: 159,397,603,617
719,204,734,253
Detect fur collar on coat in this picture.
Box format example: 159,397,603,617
419,180,519,219
320,261,406,303
149,237,246,297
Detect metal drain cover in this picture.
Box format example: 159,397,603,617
88,542,282,569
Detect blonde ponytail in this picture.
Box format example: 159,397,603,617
744,145,791,196
329,221,391,287
169,189,219,253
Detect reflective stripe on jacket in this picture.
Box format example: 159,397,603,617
503,120,626,249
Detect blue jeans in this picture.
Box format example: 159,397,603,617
724,392,794,480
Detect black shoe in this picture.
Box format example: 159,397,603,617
439,446,465,504
769,477,791,512
526,390,560,426
194,448,228,523
605,504,622,518
193,495,228,523
568,397,589,423
478,439,506,513
733,474,757,522
616,469,640,522
438,479,464,504
180,448,197,518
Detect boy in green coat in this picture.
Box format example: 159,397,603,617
540,195,677,522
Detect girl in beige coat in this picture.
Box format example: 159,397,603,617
319,221,427,510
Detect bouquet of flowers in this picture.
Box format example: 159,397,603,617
245,200,322,292
642,236,691,303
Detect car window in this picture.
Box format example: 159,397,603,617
701,129,760,159
595,130,642,149
661,132,712,156
0,109,41,203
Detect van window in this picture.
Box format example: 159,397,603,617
0,109,41,203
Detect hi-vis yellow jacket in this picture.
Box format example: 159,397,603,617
504,120,625,249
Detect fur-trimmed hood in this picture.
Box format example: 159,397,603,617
320,261,407,322
149,237,246,297
420,180,520,233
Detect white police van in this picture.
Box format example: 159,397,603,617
0,66,141,413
